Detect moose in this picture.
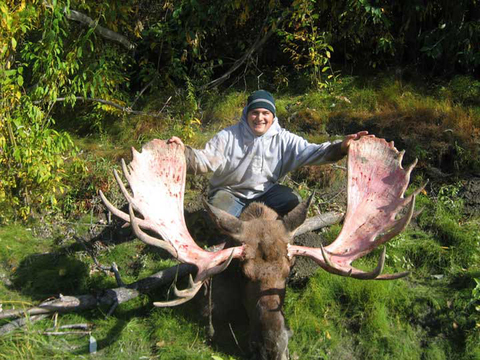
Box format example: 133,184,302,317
99,135,424,359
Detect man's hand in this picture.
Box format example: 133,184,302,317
341,131,369,154
167,136,185,151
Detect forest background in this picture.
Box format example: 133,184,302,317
0,1,479,359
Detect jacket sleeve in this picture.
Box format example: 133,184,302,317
184,134,226,175
280,131,346,176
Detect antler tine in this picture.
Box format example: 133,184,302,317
114,168,135,206
375,271,410,280
320,243,387,280
306,191,315,208
174,274,199,297
152,251,235,307
372,181,427,247
128,204,178,257
350,247,386,280
404,158,419,177
153,279,204,307
203,250,235,279
120,158,132,183
99,190,130,223
319,243,352,277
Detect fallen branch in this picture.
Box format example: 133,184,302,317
295,212,344,237
0,263,196,322
0,314,48,336
42,330,91,336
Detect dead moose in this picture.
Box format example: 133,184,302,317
99,135,424,360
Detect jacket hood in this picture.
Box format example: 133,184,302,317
240,106,281,140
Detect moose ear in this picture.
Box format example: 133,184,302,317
283,192,315,233
203,199,243,235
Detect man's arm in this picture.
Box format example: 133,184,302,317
167,136,225,175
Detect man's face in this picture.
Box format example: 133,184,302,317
247,108,274,136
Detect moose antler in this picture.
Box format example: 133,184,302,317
99,140,245,306
288,136,425,279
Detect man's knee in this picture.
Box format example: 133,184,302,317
281,189,301,215
208,190,244,217
261,185,301,216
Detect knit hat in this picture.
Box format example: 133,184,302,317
247,90,276,115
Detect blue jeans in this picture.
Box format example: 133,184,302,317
208,184,301,218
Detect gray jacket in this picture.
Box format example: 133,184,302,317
186,107,344,199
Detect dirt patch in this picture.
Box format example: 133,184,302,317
288,232,328,288
327,108,479,176
460,176,480,215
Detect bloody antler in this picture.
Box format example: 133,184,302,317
288,136,425,279
99,140,245,306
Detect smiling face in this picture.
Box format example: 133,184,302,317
247,108,274,136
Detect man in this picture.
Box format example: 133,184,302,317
168,90,367,217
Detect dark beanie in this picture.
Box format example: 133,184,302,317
247,90,276,115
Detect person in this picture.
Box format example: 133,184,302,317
168,90,367,217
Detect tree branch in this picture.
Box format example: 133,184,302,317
0,315,48,336
295,212,343,237
33,97,169,118
65,9,135,50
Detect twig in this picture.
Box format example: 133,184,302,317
42,3,135,50
111,262,125,287
294,212,344,236
331,164,347,171
106,301,118,318
158,96,172,115
42,331,91,336
324,189,345,203
131,77,157,109
208,279,214,338
47,323,92,331
229,323,243,353
201,14,284,90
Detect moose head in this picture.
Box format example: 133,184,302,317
100,136,424,359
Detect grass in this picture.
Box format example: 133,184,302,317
1,72,480,359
